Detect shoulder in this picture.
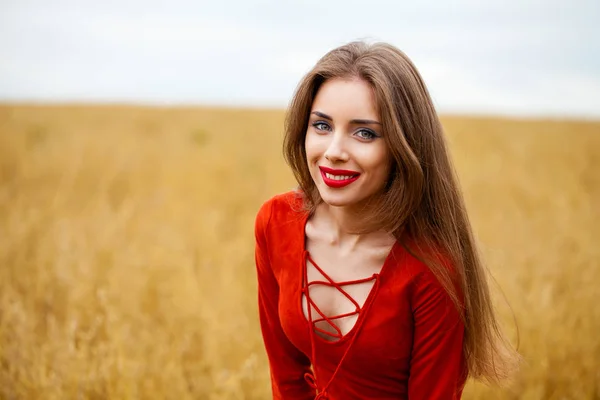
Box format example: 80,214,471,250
398,241,461,304
400,239,456,277
255,189,308,236
256,189,307,225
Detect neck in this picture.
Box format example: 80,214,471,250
316,202,393,251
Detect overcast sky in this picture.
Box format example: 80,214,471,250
1,0,599,118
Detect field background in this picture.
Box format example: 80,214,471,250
0,104,598,399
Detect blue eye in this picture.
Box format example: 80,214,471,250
311,121,331,132
355,129,379,140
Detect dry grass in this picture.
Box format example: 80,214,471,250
0,104,598,399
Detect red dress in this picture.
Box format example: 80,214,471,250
255,191,467,399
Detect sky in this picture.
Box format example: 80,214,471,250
1,0,599,118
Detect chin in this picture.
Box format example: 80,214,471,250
317,186,364,208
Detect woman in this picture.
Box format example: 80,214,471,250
255,41,518,399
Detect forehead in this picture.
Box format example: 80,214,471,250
311,77,379,119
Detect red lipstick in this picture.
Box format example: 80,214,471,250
319,166,361,188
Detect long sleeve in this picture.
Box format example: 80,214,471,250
255,200,316,400
408,269,467,399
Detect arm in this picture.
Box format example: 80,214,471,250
255,200,315,400
408,269,467,399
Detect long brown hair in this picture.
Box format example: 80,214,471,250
283,41,519,383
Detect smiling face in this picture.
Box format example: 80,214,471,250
305,77,392,209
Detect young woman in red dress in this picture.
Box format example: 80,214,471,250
255,41,518,399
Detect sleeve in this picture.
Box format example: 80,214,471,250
255,199,316,400
408,269,467,399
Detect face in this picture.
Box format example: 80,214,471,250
305,77,392,209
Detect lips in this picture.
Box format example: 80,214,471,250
319,166,361,188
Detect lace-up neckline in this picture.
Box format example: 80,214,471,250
301,248,385,398
303,251,379,342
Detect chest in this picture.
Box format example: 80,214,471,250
301,242,392,341
278,245,415,372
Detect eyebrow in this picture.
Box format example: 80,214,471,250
311,111,382,126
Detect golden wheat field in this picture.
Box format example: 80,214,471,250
0,104,599,400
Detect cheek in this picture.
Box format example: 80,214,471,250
359,146,391,176
366,154,392,189
304,132,323,163
380,154,393,181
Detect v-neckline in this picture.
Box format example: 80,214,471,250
298,212,400,345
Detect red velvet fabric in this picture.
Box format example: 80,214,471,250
255,191,467,399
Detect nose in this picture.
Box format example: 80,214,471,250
323,131,349,163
